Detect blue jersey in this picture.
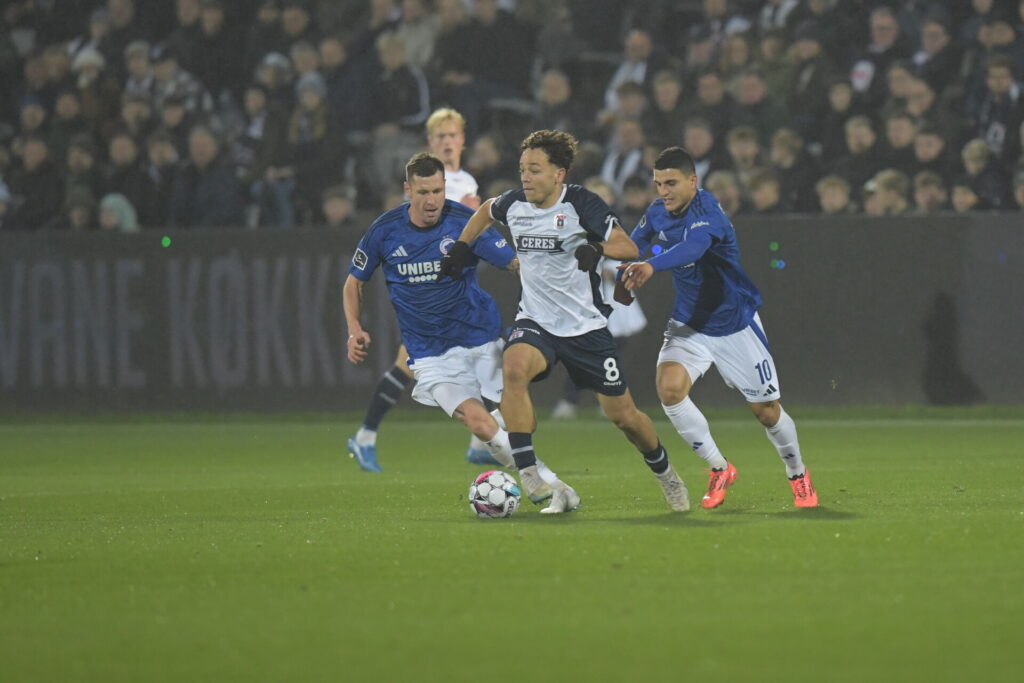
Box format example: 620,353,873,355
349,200,515,361
630,189,761,336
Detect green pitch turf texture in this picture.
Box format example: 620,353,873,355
2,408,1023,683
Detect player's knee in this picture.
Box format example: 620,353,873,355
752,401,780,427
502,361,532,388
657,381,688,406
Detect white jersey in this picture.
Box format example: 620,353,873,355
445,168,479,204
490,184,618,337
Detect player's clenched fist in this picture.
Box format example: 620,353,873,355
347,331,372,364
573,242,603,271
438,240,471,280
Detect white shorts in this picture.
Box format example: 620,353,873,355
409,339,504,416
657,313,781,403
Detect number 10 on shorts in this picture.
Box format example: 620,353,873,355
755,359,772,384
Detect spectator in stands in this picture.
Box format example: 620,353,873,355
280,0,320,50
914,14,961,95
123,40,154,101
912,122,958,184
718,32,754,85
850,5,913,110
151,43,212,113
600,118,646,196
321,34,372,138
169,125,244,228
731,67,789,142
642,70,686,151
603,29,663,112
789,20,834,142
684,117,727,185
904,75,968,145
693,0,751,53
116,92,156,142
72,47,121,134
681,23,717,87
0,180,8,230
9,135,63,229
145,130,179,225
879,108,919,173
168,0,203,69
104,129,156,225
65,134,104,203
192,0,244,102
758,0,800,35
98,192,139,231
320,183,357,228
254,52,294,111
370,32,429,202
51,187,98,230
758,29,792,98
961,137,1012,208
290,72,347,221
815,174,856,214
883,60,917,111
394,0,440,70
747,167,786,214
619,175,653,229
831,115,882,201
973,54,1024,170
289,41,320,81
595,81,648,143
951,175,985,212
913,170,949,213
50,89,90,162
724,125,763,188
235,82,292,228
770,128,818,213
68,9,112,66
534,69,589,141
244,1,285,78
704,169,744,215
466,133,505,192
103,0,148,79
17,95,48,142
864,169,911,216
691,68,737,140
42,44,75,97
818,78,863,165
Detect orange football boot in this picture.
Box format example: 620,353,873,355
789,469,818,508
701,462,738,509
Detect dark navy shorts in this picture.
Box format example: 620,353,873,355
505,319,628,396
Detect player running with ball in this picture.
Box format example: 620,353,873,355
440,130,691,514
618,147,818,508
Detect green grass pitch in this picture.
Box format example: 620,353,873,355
2,408,1023,682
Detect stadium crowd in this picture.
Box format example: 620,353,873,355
1,0,1023,231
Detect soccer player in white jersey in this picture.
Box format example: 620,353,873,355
347,109,493,471
619,147,817,508
344,153,563,501
440,130,691,514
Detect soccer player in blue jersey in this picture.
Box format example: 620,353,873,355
440,130,691,514
347,109,497,470
343,153,563,499
619,147,818,508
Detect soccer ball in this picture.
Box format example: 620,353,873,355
468,470,521,518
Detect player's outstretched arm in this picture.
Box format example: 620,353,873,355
343,274,372,364
601,225,640,261
440,199,496,280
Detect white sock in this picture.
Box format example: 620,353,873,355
662,398,728,470
485,428,514,468
535,459,559,485
765,406,805,478
356,426,377,446
489,408,506,430
468,433,487,451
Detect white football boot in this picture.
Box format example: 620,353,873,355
518,465,554,504
656,466,691,512
540,482,581,514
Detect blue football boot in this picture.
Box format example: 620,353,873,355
466,447,501,466
347,437,382,472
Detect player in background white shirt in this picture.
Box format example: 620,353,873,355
347,109,491,472
440,130,691,514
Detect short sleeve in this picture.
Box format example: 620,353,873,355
348,224,383,281
569,186,619,241
490,189,525,225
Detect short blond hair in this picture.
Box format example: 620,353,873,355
426,107,466,136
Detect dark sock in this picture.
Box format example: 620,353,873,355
363,366,411,430
509,432,537,469
643,443,669,475
482,397,497,412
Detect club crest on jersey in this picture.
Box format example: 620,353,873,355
439,237,456,255
554,214,567,229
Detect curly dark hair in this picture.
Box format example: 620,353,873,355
520,129,578,171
